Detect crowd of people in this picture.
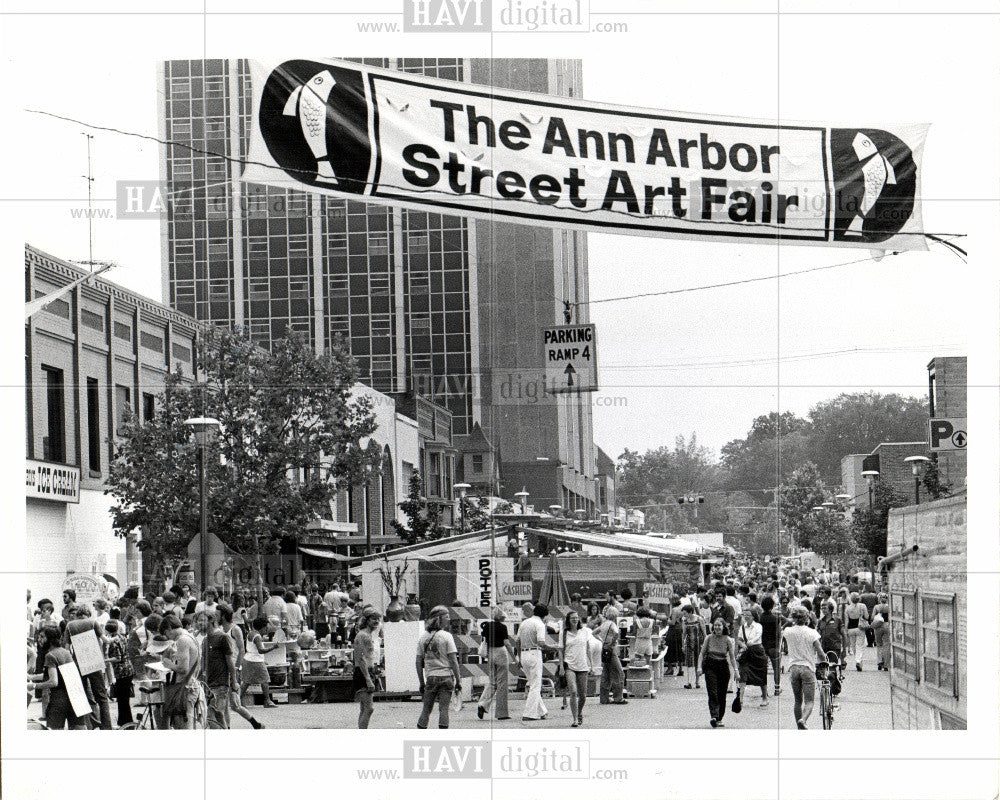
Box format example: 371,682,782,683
27,558,890,731
26,579,371,730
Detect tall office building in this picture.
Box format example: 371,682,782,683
159,58,598,514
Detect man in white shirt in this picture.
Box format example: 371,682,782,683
782,606,827,729
518,603,551,721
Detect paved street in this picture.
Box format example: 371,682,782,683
133,646,887,731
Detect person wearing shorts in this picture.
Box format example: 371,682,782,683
782,607,827,729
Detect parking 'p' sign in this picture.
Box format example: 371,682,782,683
929,418,967,452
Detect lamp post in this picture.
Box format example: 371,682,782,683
904,455,931,505
454,482,471,533
184,417,222,593
861,469,880,509
515,488,529,514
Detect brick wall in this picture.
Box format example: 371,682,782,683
872,442,930,505
928,356,967,491
886,492,966,729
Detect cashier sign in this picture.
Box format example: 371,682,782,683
245,58,926,251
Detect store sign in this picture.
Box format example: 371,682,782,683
543,324,597,394
26,460,80,503
477,556,494,607
499,581,533,602
246,58,927,251
643,583,673,604
929,418,967,452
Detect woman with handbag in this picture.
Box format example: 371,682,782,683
697,618,740,728
595,606,626,705
845,592,870,671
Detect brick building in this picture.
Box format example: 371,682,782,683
927,356,967,490
884,491,967,729
25,245,200,604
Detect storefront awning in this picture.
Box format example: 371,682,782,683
298,546,360,562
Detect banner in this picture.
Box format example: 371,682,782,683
245,58,927,250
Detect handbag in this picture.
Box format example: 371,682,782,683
731,691,742,714
163,645,200,719
600,625,616,664
859,615,870,630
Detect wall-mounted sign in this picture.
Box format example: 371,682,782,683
643,583,674,604
26,460,80,503
929,418,967,452
245,58,927,251
499,581,533,602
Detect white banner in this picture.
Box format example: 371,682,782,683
245,58,927,251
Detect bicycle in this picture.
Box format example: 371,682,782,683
120,682,164,730
815,660,834,730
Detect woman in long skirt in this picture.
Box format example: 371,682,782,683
681,605,705,689
663,598,686,676
735,608,770,706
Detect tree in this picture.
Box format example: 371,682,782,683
106,329,378,598
851,479,907,562
801,509,854,561
458,495,493,531
777,462,829,550
922,458,952,500
390,471,445,545
617,434,721,532
719,412,811,499
805,392,929,481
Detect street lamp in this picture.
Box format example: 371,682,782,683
454,482,471,533
515,488,529,514
904,455,931,505
861,469,880,509
184,417,222,593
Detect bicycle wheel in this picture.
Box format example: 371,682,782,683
119,721,140,730
821,686,833,730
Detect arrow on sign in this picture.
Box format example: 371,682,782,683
952,431,966,448
564,363,576,387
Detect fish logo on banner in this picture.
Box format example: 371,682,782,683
258,60,373,194
831,128,918,244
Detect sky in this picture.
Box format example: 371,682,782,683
9,12,995,463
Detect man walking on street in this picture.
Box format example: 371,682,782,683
64,605,114,730
518,603,550,721
200,609,238,729
782,606,827,729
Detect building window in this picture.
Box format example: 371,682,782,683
920,594,958,696
86,378,101,473
172,341,191,364
890,590,919,680
141,331,164,354
42,366,66,463
472,454,483,473
429,451,442,498
114,321,132,342
143,392,156,423
115,384,132,431
81,308,105,333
